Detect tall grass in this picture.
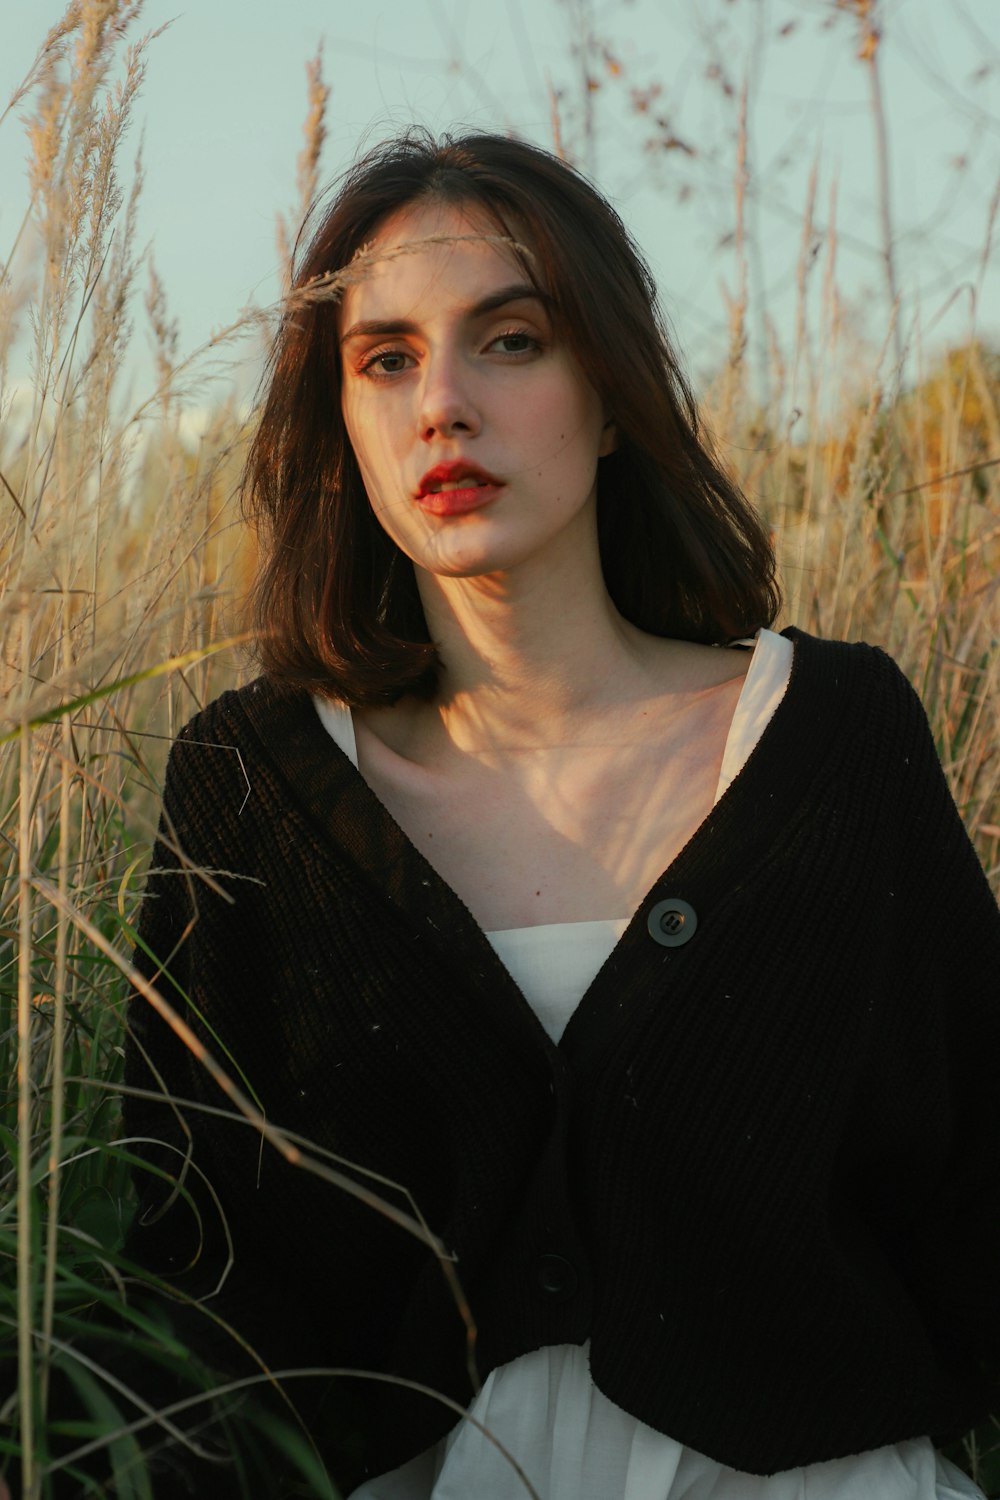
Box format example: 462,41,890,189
0,8,262,1494
708,224,1000,885
1,2,998,1497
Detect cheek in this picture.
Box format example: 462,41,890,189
342,389,368,449
530,369,604,451
348,431,411,531
356,456,395,518
535,397,606,478
343,402,387,496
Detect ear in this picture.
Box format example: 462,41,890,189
598,417,618,458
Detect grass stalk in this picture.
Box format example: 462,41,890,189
39,609,73,1419
17,613,37,1500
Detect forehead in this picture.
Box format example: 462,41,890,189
339,199,537,326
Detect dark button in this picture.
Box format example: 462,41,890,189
647,898,698,948
535,1253,578,1301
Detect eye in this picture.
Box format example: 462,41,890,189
358,347,413,380
488,329,541,356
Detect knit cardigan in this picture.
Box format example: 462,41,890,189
124,628,1000,1488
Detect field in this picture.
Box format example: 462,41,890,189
1,3,998,1496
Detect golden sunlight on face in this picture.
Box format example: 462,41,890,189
338,198,616,584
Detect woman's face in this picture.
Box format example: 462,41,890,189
339,198,615,584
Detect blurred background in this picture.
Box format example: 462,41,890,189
3,0,998,399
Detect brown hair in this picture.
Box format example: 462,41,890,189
242,128,780,705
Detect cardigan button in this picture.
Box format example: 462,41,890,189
535,1253,578,1301
647,898,698,947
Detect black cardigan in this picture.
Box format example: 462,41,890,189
123,628,1000,1487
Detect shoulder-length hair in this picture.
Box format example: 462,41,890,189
243,128,780,705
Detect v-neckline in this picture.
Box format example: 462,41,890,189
312,628,792,938
236,627,829,1064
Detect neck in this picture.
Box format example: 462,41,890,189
415,536,646,750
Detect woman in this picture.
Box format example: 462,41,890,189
125,131,1000,1498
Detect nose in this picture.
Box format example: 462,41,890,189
417,350,481,442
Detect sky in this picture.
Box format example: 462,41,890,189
2,0,998,408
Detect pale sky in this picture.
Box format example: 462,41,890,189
2,0,998,404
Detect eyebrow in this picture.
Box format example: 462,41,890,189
339,282,550,343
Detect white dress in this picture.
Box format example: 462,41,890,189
313,631,985,1500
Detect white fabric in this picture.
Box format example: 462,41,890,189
313,689,360,763
351,1345,982,1500
715,629,792,800
313,632,985,1500
485,920,627,1042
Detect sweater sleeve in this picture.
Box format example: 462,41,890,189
123,803,224,1295
876,653,1000,1410
120,718,267,1385
121,707,294,1338
118,707,376,1493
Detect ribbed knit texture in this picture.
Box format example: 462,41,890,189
124,628,1000,1490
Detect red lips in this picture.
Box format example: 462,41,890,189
415,460,504,517
416,460,502,497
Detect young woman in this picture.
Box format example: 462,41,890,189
124,132,1000,1499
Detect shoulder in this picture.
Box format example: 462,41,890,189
160,675,362,848
168,676,313,764
782,627,931,745
160,676,321,819
170,675,298,745
765,628,963,843
782,628,999,925
784,625,910,690
782,628,988,863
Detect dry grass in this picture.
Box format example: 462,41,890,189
0,2,997,1497
702,140,1000,887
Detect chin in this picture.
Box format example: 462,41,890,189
414,535,531,580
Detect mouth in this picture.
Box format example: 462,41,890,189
417,462,502,498
415,462,504,516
